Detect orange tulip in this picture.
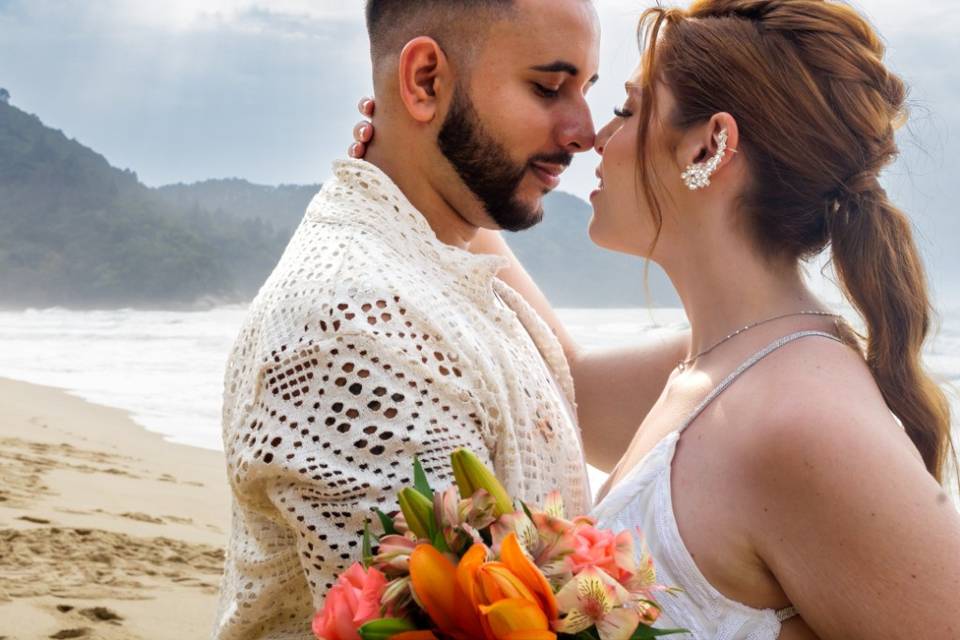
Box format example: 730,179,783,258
391,633,438,640
500,533,559,622
479,598,555,640
408,544,485,640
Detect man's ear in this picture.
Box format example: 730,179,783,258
397,36,451,124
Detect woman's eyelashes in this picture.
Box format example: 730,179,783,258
614,105,633,118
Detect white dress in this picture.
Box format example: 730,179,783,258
592,331,842,639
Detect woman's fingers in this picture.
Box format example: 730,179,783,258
353,121,373,143
358,97,375,117
348,142,366,159
350,98,376,157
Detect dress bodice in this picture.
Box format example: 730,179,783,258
592,331,842,639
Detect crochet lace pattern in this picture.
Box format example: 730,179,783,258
212,160,590,639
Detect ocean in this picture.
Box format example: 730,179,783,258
1,305,957,499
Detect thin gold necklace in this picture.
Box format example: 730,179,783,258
677,310,840,371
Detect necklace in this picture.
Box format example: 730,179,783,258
676,310,840,371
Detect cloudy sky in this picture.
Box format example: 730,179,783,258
1,0,957,300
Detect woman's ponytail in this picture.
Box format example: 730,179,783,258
828,181,953,480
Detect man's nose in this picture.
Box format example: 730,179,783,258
558,101,596,153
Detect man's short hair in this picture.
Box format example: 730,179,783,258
365,0,516,64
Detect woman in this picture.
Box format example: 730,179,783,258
351,1,960,636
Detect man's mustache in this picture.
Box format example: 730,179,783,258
528,151,573,168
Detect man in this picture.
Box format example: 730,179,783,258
213,1,679,637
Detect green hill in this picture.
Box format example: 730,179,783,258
154,179,318,237
0,98,678,309
505,191,679,307
0,100,286,308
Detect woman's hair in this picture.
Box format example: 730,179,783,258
634,0,953,481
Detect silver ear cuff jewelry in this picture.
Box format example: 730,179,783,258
681,129,736,191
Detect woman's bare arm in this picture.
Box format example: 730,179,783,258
746,346,960,638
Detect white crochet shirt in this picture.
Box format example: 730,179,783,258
212,159,591,639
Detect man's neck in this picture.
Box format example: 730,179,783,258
364,145,480,250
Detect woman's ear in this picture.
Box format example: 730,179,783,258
397,36,451,124
678,112,739,172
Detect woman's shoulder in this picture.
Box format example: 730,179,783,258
721,333,960,636
727,331,925,483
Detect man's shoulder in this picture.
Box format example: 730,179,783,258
247,268,459,363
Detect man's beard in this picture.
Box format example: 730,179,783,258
437,86,571,232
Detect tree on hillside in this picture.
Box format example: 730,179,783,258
0,88,9,103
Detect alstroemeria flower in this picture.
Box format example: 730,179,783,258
491,510,541,557
541,490,566,519
380,576,415,616
620,534,670,626
554,567,658,640
434,486,498,550
373,534,417,573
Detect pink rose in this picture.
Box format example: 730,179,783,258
566,524,636,583
312,563,388,640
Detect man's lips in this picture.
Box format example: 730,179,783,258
530,161,565,189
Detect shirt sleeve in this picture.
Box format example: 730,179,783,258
229,329,494,606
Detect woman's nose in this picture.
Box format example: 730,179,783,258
595,122,613,155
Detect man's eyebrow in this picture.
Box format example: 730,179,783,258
530,60,600,85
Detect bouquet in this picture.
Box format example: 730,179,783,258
312,449,684,640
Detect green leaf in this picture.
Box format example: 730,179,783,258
431,528,451,554
373,508,397,536
520,500,536,522
362,520,375,568
358,617,417,640
628,626,690,639
413,455,434,500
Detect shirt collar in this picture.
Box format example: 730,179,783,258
326,159,508,281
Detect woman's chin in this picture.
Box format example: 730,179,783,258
588,214,653,258
587,213,615,250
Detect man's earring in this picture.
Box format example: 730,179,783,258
681,129,736,191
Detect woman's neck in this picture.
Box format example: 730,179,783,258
665,242,828,361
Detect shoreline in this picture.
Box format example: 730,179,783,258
0,376,230,640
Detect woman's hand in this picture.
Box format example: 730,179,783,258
348,97,376,159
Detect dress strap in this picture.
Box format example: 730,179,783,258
675,330,837,627
776,605,799,622
676,330,842,437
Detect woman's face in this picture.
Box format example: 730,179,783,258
588,65,681,259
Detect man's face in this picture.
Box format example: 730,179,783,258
438,0,600,231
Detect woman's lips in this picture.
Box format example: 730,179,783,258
591,168,604,199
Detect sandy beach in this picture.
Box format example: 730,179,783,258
0,377,230,640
